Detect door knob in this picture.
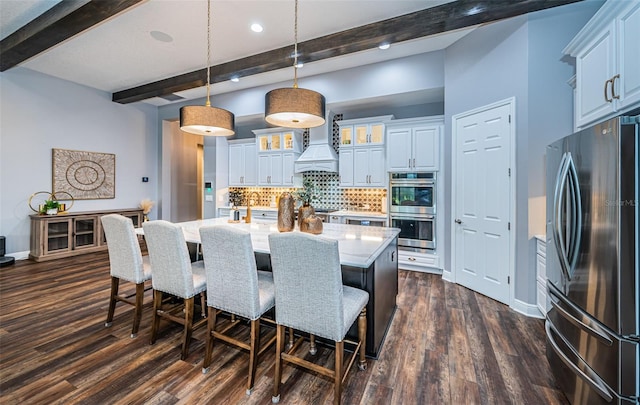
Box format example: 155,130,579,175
455,219,462,224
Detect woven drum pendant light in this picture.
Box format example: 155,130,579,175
264,0,325,128
180,0,234,136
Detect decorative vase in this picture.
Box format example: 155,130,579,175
300,215,323,234
277,192,295,232
298,203,315,229
46,208,58,215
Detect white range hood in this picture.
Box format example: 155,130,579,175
294,111,339,173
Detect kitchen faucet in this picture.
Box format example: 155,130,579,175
245,192,260,223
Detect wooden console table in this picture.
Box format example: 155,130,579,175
29,208,143,262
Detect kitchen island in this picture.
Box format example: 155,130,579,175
145,218,399,357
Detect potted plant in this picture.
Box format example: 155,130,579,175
293,178,321,228
42,199,60,215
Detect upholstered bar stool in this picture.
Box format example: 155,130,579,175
142,220,207,360
268,232,369,405
199,225,276,395
101,214,152,338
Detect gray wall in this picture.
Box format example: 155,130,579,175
0,67,158,255
443,1,603,304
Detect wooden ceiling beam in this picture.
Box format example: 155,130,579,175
113,0,581,104
0,0,146,72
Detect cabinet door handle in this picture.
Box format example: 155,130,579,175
408,158,412,168
611,74,620,100
604,78,613,102
408,257,416,261
413,158,416,168
291,175,293,183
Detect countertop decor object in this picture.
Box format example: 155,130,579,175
264,0,325,129
139,198,154,221
43,199,60,215
28,191,74,214
297,203,314,229
300,215,323,234
179,0,234,136
277,192,295,232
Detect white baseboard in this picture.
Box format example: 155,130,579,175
6,250,29,261
442,269,453,283
511,298,545,319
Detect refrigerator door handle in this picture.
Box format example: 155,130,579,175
548,282,613,346
553,153,572,282
566,153,583,276
545,321,615,403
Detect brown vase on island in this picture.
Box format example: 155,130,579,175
277,192,295,232
297,202,314,229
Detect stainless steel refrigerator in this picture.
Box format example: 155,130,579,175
546,113,639,405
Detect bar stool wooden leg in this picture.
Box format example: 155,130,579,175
181,297,195,360
131,282,145,338
334,340,344,405
287,327,294,350
358,308,367,371
247,319,260,395
150,290,163,345
105,276,119,327
272,324,285,403
200,292,206,318
309,334,317,355
202,306,218,373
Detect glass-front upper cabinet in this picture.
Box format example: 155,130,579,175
340,127,353,146
355,123,385,145
259,134,281,151
253,128,303,154
282,131,295,150
336,115,394,148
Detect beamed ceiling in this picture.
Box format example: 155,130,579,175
0,0,582,105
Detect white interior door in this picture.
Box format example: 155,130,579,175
452,100,513,305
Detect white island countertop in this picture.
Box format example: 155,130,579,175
143,218,399,268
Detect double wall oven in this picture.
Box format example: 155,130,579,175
389,172,435,251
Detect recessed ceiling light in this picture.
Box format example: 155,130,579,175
378,43,390,50
150,30,173,43
251,23,263,33
231,77,240,82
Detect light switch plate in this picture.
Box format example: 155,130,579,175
205,195,213,202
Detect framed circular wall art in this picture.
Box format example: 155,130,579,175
52,148,115,200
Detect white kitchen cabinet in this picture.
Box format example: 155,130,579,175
386,116,443,172
353,147,386,187
253,128,303,187
564,1,640,129
258,153,283,186
337,115,392,188
228,140,257,186
536,236,550,315
282,152,302,187
337,115,393,147
339,149,354,186
398,250,441,274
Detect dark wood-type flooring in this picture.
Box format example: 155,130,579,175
0,250,569,404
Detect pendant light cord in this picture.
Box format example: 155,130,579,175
205,0,212,107
293,0,299,89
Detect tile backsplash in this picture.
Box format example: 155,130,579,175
229,174,387,212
